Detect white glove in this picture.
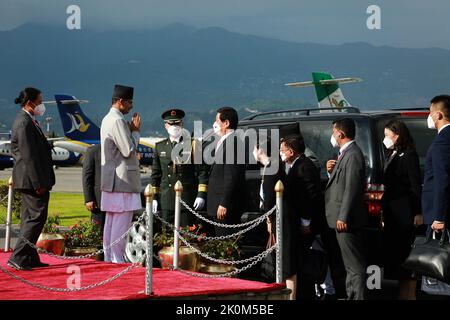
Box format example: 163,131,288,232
193,197,205,210
152,200,158,213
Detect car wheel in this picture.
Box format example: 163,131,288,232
124,217,148,265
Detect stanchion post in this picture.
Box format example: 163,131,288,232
5,177,13,251
173,181,183,270
145,184,154,295
275,180,284,284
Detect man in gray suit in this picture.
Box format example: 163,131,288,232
100,84,142,263
325,118,367,300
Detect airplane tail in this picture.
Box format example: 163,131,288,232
311,72,351,109
55,94,100,142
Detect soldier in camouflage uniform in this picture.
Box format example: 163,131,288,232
151,109,209,227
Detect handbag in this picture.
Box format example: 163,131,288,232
421,276,450,296
260,231,277,281
403,230,450,282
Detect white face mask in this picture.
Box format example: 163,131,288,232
427,113,436,129
167,125,182,139
213,122,221,135
330,134,339,148
383,137,395,150
33,103,46,116
279,151,286,162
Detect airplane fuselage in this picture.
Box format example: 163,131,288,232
0,142,81,169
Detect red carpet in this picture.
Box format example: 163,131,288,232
0,252,284,300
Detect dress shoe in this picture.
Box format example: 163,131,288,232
31,262,49,268
7,260,33,271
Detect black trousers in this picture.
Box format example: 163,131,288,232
335,229,367,300
8,190,49,266
91,210,106,231
296,233,316,300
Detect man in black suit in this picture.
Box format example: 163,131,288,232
256,134,323,300
325,118,367,300
280,134,324,300
422,95,450,231
82,144,105,228
8,87,55,271
206,107,246,236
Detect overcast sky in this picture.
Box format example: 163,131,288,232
1,0,449,49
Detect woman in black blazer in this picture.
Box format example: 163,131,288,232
381,120,422,300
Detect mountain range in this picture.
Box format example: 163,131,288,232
1,23,449,135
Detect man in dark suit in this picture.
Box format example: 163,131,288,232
254,131,323,300
325,118,367,300
82,144,105,228
422,95,450,232
207,107,246,236
8,87,55,271
280,134,323,300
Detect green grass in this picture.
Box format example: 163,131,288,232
1,192,90,227
48,193,90,227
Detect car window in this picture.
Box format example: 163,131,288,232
241,118,373,181
299,118,373,180
375,117,435,172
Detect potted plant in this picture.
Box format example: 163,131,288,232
36,214,65,255
63,220,103,259
154,224,205,271
198,237,241,275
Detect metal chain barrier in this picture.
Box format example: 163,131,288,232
180,198,276,229
0,194,11,226
153,246,274,278
178,233,276,265
0,211,147,260
152,209,272,241
0,262,139,292
0,194,8,204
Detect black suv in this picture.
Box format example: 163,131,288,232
238,107,434,267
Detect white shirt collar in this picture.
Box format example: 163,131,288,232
339,140,355,154
110,107,124,119
216,130,234,151
438,123,450,134
287,156,300,168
